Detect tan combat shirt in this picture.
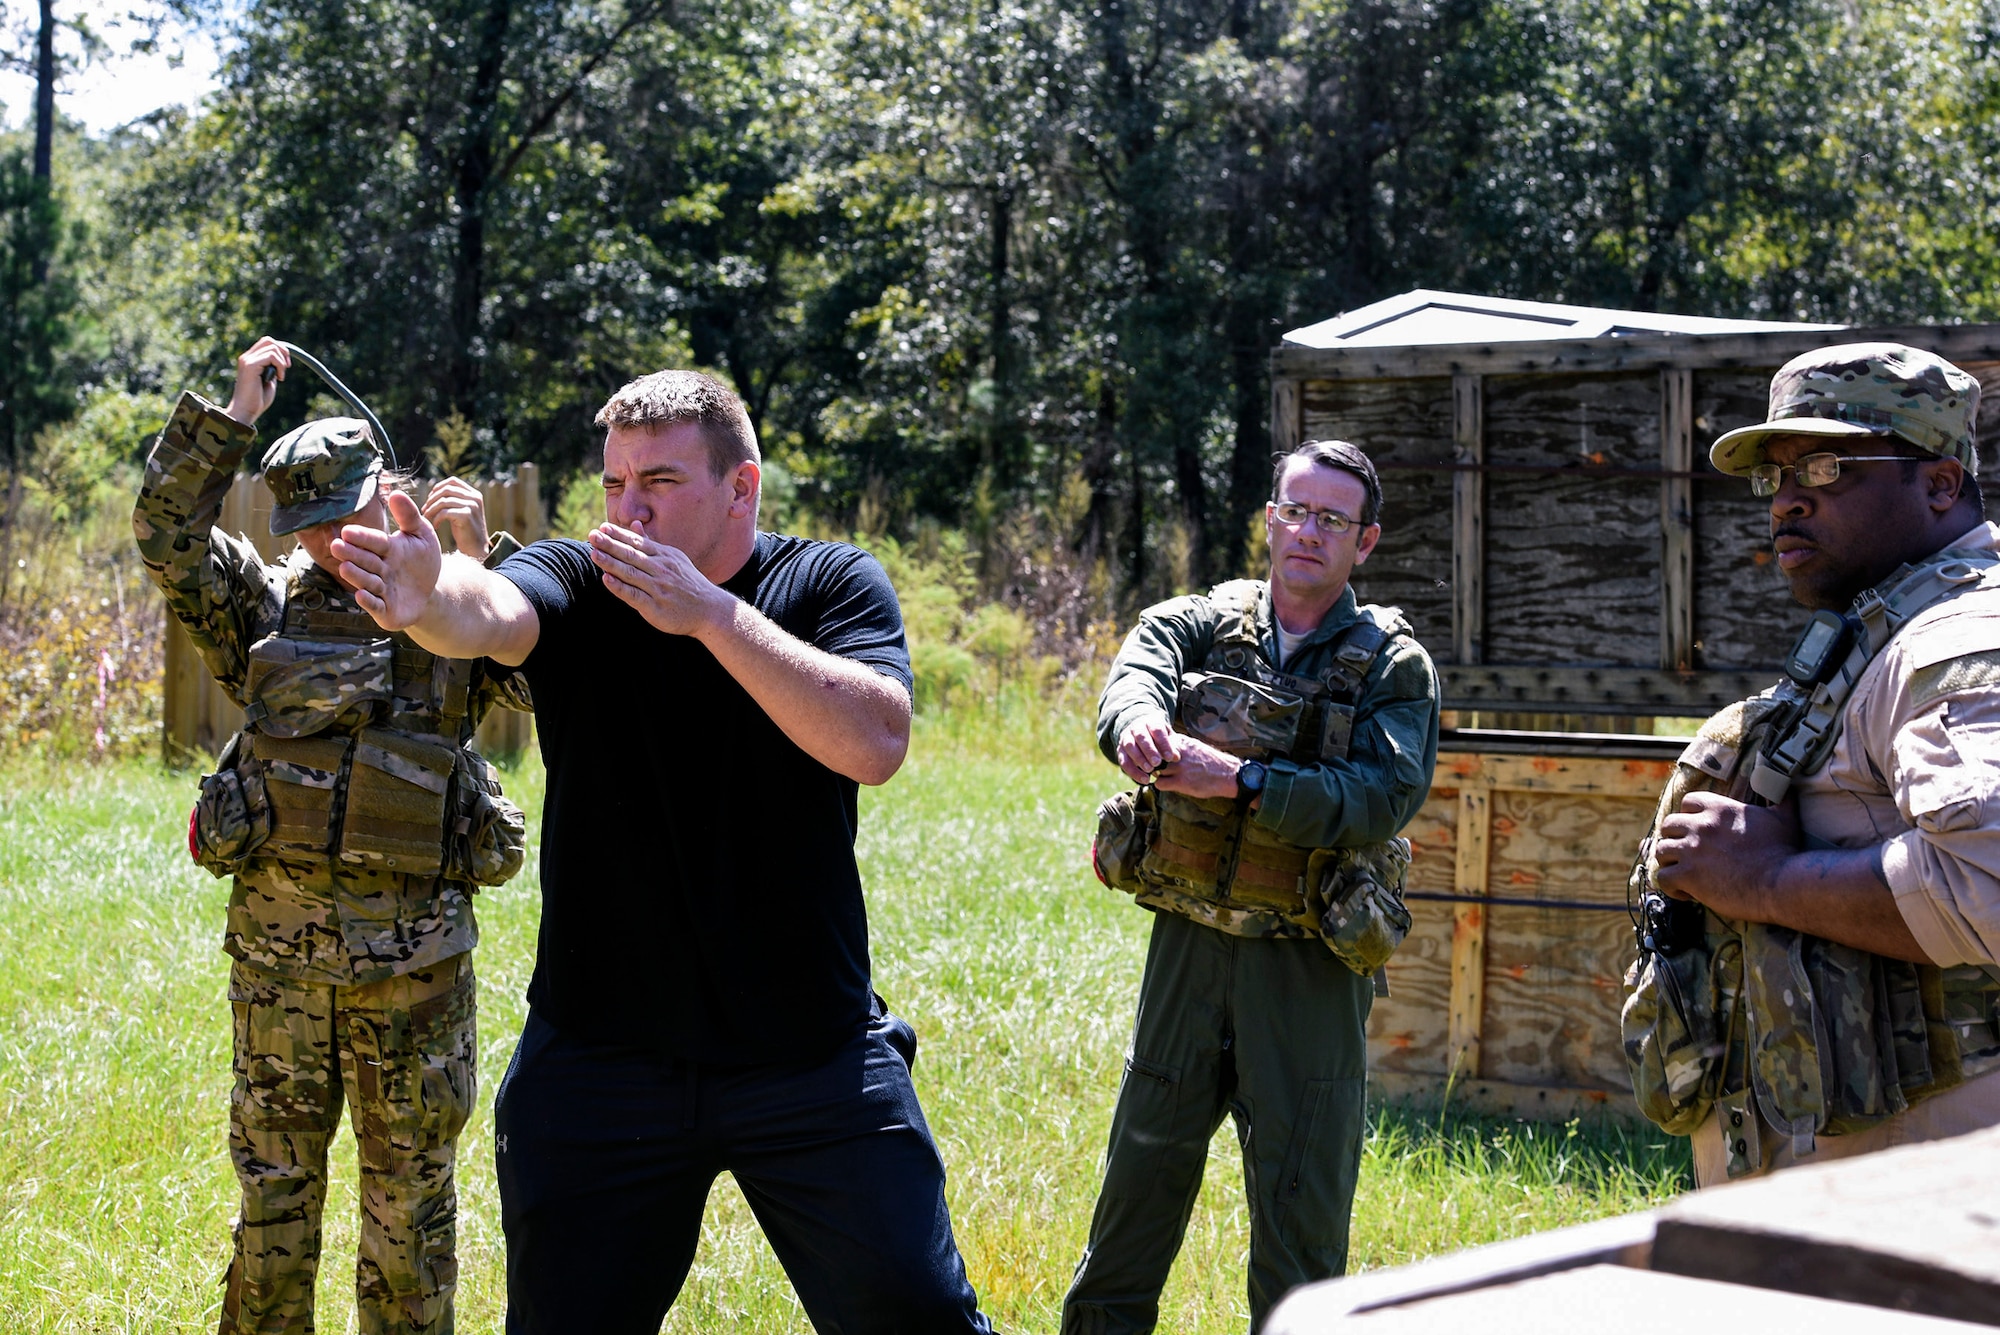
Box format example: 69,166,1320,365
1800,520,2000,968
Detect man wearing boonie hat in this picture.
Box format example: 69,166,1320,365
135,336,531,1333
1627,342,2000,1184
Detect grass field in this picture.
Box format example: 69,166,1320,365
0,710,1691,1333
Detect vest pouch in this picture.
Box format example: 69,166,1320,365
192,735,271,878
244,635,395,738
1742,923,1831,1153
1620,929,1735,1137
1803,937,1904,1133
1093,788,1154,893
1231,819,1313,916
1144,791,1237,891
1309,838,1412,976
241,731,351,862
1176,672,1304,759
337,727,456,876
1938,965,2000,1082
447,748,527,887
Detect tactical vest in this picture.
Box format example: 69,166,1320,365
1623,547,2000,1175
190,552,525,887
1093,581,1416,976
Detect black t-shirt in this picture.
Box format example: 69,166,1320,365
497,532,914,1063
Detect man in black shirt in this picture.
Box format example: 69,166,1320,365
330,370,991,1333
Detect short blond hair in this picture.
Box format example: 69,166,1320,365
593,369,759,480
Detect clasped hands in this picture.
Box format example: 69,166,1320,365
1651,789,1803,921
1116,716,1249,801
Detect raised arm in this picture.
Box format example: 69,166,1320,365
330,490,541,666
132,339,292,696
585,524,911,786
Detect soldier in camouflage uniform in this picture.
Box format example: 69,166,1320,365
1634,344,2000,1185
134,338,529,1334
1068,440,1441,1334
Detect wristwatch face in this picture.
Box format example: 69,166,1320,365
1239,761,1267,794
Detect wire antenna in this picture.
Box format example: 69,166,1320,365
260,342,399,469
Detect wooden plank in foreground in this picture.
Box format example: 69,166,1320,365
1326,1265,1984,1334
1650,1124,2000,1326
1263,1215,1656,1332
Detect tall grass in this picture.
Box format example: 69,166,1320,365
0,710,1688,1334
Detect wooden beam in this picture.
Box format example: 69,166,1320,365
1434,749,1675,799
1447,785,1491,1079
1451,373,1484,667
1270,322,2000,382
1659,369,1695,671
1440,665,1774,716
1369,1070,1645,1123
1271,377,1302,455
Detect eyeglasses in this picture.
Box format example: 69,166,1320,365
1748,452,1909,498
1270,501,1361,533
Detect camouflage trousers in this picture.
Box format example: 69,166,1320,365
220,952,476,1335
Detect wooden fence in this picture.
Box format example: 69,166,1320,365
161,464,545,765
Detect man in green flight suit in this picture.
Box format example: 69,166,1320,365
134,337,529,1334
1066,439,1441,1333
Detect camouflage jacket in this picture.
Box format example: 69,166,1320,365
1098,582,1442,935
135,390,528,985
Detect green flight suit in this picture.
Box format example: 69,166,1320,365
1064,582,1440,1334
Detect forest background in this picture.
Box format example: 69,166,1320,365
5,0,2000,743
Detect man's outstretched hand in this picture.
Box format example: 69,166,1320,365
332,491,443,629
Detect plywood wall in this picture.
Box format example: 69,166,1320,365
1481,373,1662,668
1367,752,1671,1118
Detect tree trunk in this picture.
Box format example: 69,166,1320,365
30,0,54,285
985,180,1014,475
33,0,54,183
1124,426,1146,594
449,0,515,421
1079,378,1118,560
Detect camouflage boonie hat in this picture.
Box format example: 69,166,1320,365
1710,342,1981,478
262,418,383,536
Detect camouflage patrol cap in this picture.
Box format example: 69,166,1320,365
262,417,383,536
1710,342,1981,478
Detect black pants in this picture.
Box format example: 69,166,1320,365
1062,913,1373,1334
494,1005,992,1335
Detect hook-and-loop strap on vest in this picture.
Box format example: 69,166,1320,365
190,561,525,886
1103,581,1411,954
1622,547,2000,1175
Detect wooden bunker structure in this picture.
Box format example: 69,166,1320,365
1271,290,2000,1119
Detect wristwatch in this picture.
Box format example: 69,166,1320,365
1236,760,1268,798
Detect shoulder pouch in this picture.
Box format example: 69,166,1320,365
243,634,394,738
1176,671,1306,760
